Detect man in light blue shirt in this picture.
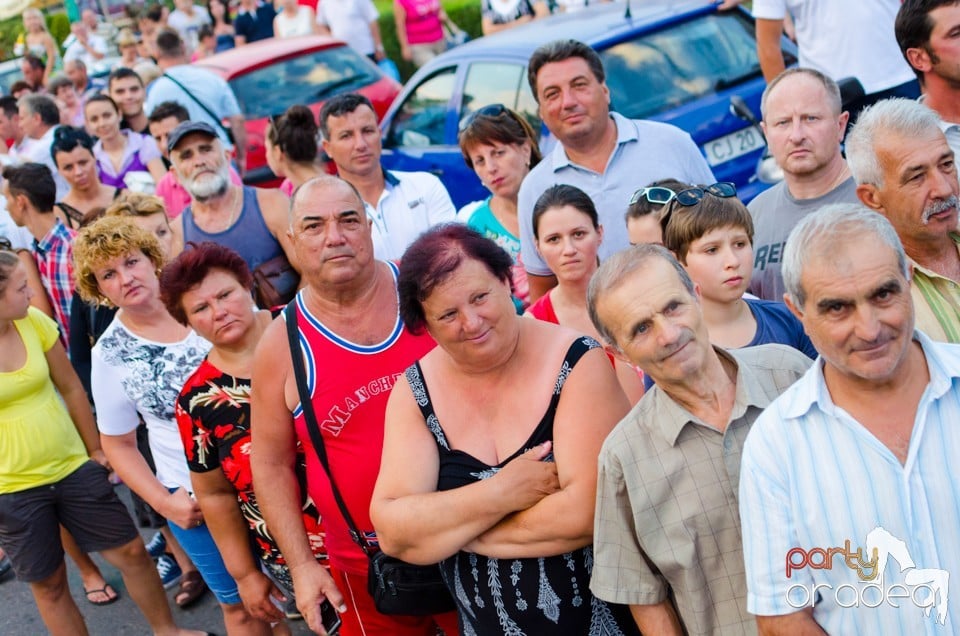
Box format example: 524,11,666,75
518,39,715,301
739,203,960,634
145,28,247,173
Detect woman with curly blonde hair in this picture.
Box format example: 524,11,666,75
75,217,274,633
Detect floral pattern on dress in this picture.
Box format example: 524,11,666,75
175,359,327,570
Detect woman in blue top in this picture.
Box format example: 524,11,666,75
457,104,542,312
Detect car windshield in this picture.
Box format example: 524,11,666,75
228,46,379,119
602,11,772,119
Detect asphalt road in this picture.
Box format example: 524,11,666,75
0,485,315,635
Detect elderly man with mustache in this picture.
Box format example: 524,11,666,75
847,98,960,343
585,245,812,635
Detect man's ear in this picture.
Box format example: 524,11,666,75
783,292,804,322
905,46,934,73
856,183,884,212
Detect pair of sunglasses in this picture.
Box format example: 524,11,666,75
660,182,738,228
629,186,678,206
458,103,511,132
672,181,737,206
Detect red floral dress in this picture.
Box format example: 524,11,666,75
175,359,326,589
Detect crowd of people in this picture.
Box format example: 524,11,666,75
2,0,960,635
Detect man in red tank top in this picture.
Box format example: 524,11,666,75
250,175,458,636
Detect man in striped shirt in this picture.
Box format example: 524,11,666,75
847,97,960,342
3,163,75,345
740,203,960,634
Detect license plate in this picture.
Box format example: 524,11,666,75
702,126,765,167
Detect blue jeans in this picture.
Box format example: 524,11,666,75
166,488,241,605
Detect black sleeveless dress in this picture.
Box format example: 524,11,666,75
405,336,638,636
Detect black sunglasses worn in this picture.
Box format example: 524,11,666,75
660,182,738,230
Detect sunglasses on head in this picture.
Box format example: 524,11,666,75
672,182,737,206
660,182,738,229
458,103,511,132
629,186,677,206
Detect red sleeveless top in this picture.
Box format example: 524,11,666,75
290,265,436,575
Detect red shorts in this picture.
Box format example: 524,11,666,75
329,566,460,636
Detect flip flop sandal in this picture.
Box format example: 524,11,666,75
84,583,120,606
175,570,207,608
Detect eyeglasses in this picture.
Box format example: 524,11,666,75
660,182,738,229
629,186,677,206
458,103,509,132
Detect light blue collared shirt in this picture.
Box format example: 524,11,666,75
516,112,715,276
739,331,960,634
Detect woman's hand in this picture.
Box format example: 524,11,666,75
89,448,111,470
493,441,561,511
162,488,203,530
236,570,286,623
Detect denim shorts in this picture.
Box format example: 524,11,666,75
166,487,241,605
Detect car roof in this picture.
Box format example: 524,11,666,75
195,35,346,76
435,0,717,63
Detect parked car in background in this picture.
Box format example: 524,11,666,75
0,58,23,95
195,35,402,185
0,55,119,96
379,0,798,209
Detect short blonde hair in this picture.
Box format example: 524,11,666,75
105,192,168,220
74,216,165,304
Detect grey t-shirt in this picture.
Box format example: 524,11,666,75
747,176,858,301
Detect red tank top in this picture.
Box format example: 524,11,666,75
290,265,436,575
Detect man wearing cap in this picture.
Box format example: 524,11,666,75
168,121,295,282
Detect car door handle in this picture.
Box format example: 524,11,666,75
429,168,444,177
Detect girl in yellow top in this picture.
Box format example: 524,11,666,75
0,249,207,636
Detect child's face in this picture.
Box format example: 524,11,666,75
681,224,753,304
627,213,663,246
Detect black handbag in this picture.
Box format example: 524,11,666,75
284,306,456,617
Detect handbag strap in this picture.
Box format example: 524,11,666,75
284,302,373,555
161,72,234,142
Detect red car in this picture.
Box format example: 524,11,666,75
195,35,401,186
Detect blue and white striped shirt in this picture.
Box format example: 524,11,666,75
739,331,960,634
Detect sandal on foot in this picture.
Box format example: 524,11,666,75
84,583,120,606
175,570,207,608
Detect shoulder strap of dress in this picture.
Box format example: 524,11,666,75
55,201,85,228
404,362,451,450
552,336,602,397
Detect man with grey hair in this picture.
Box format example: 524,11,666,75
847,97,960,342
739,202,960,633
748,67,859,301
17,94,69,198
167,121,294,281
587,244,810,635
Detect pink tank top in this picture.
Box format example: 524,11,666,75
396,0,443,45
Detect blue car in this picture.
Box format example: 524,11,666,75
379,0,797,210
